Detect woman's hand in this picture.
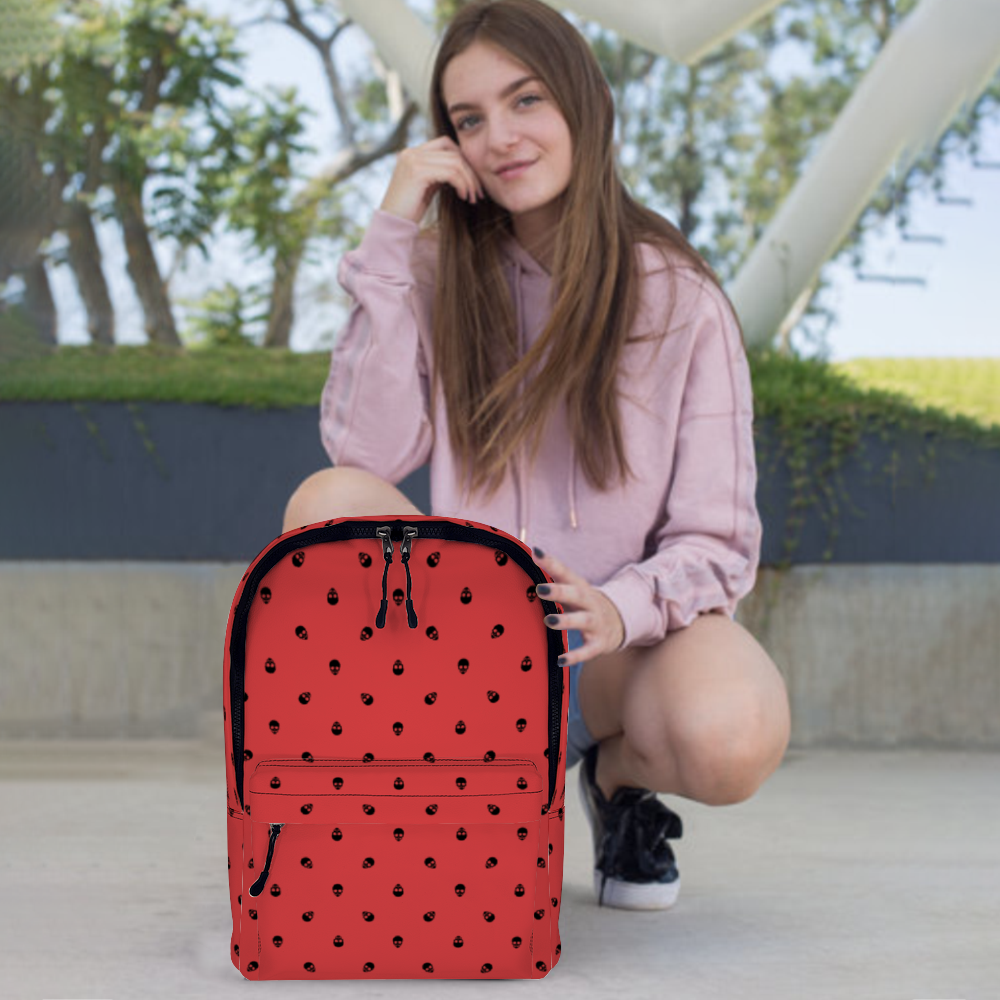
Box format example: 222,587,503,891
532,546,626,666
379,135,486,225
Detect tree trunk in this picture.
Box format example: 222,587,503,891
263,244,307,349
0,79,63,323
62,198,115,346
21,256,57,346
115,180,180,347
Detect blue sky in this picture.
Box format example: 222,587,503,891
51,1,999,360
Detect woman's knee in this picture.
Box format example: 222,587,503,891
282,467,421,533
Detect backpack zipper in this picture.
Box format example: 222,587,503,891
374,526,393,629
247,822,284,897
374,525,419,629
230,519,563,815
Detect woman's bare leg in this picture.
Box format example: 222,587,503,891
282,467,424,533
576,612,791,806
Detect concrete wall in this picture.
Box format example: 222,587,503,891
2,562,997,748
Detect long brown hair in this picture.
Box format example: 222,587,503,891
419,0,746,505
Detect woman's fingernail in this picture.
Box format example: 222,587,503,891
532,546,544,558
536,584,551,596
557,656,567,667
545,615,558,625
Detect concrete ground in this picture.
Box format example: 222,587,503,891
0,739,997,999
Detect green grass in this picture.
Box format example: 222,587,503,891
749,351,1000,443
0,343,329,409
833,357,1000,432
1,342,998,446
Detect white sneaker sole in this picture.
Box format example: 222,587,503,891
592,869,681,910
578,756,681,911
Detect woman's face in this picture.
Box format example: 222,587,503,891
442,41,572,238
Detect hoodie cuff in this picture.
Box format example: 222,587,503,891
594,567,658,651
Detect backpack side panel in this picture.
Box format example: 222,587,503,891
224,521,322,970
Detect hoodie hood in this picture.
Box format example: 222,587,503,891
497,229,579,543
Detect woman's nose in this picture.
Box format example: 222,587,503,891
486,114,521,150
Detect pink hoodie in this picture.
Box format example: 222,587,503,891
320,208,762,650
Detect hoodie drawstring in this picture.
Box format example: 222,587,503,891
568,438,578,530
514,267,528,543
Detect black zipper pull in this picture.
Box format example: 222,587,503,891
401,526,418,628
374,526,393,629
248,822,284,897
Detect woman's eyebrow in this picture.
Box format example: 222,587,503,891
448,75,540,115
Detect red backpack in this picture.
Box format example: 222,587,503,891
223,514,569,979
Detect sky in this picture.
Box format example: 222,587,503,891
48,0,1000,360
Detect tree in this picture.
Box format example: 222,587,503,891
235,0,421,348
8,0,996,355
0,0,313,349
0,0,63,350
572,0,1000,355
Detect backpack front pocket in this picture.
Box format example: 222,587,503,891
241,757,545,980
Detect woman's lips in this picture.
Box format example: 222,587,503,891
498,160,535,179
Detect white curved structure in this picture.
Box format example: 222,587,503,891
338,0,1000,347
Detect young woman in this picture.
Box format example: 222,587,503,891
285,0,791,911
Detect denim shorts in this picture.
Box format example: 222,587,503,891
564,628,599,770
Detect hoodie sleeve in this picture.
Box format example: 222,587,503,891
319,209,435,484
594,281,762,649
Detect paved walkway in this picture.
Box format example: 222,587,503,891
1,740,996,998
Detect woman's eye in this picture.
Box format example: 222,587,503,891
456,93,541,132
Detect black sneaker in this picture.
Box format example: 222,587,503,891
578,741,683,909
